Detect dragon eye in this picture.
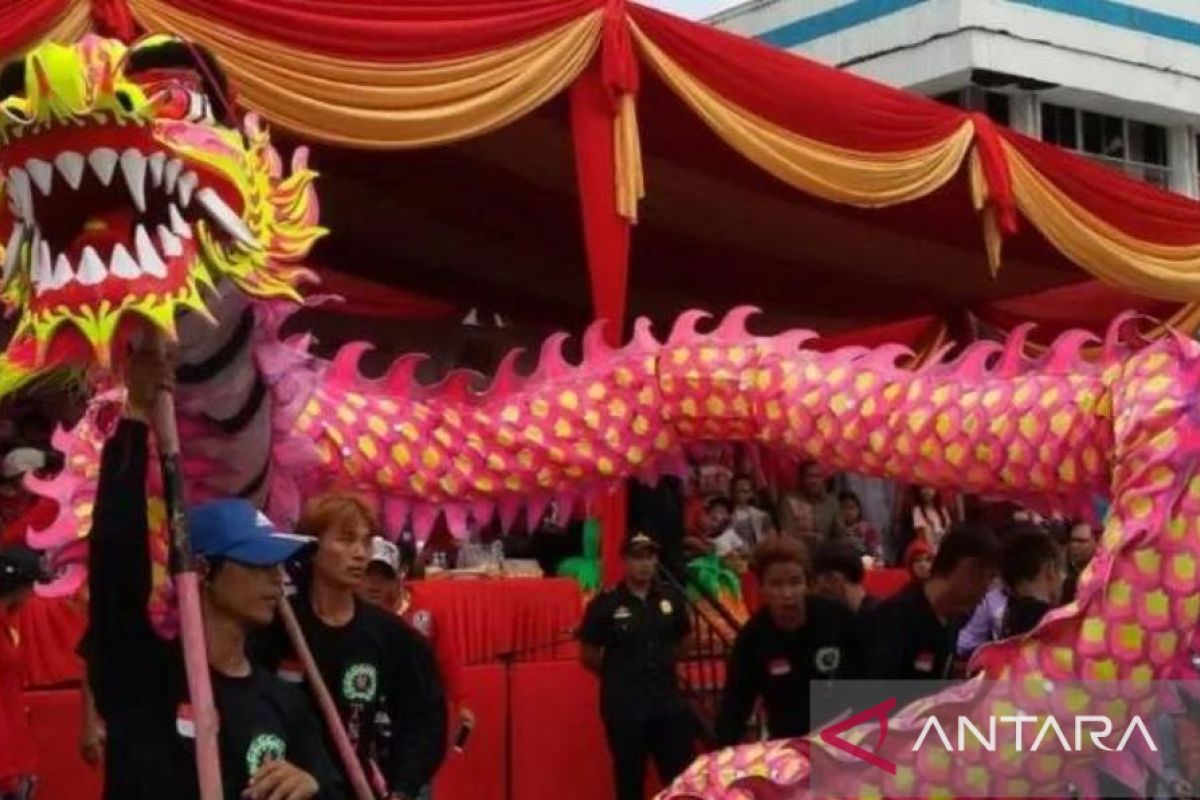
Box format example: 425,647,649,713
184,90,214,124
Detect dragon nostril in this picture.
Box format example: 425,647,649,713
115,89,135,114
0,59,26,100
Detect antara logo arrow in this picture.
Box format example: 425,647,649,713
818,697,898,774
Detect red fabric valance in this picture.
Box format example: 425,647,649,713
626,4,967,153
0,0,74,54
315,267,457,320
145,0,604,60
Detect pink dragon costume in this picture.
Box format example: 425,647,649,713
2,36,1199,798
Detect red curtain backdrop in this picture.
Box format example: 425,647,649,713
0,0,73,53
314,267,457,320
145,0,605,59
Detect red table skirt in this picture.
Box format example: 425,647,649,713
863,567,910,598
26,662,618,800
411,578,583,664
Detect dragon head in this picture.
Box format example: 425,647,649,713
0,35,323,385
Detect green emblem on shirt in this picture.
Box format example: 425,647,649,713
343,662,378,703
246,732,287,775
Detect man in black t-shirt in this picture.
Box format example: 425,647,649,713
717,537,860,745
863,522,999,698
87,353,343,800
257,494,447,800
580,533,694,800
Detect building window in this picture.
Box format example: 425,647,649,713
1041,102,1170,189
934,87,1010,126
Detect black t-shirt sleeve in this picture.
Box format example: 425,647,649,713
86,419,169,709
716,623,761,747
384,618,448,796
579,593,611,647
281,684,347,799
249,612,292,672
672,588,691,641
862,597,908,680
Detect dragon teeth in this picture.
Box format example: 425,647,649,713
7,169,32,222
26,159,53,196
165,159,183,193
30,235,50,287
169,204,192,239
2,223,24,282
50,253,73,289
157,225,183,258
75,246,106,286
196,188,258,248
148,152,166,186
110,242,141,279
120,149,147,213
55,151,85,190
135,224,167,278
177,171,198,207
88,148,118,186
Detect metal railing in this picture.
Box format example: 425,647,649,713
659,567,748,746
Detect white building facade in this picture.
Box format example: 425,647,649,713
711,0,1200,197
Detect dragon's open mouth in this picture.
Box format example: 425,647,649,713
1,118,255,309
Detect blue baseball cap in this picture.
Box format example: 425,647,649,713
187,499,313,566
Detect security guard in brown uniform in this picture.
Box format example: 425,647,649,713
580,533,695,800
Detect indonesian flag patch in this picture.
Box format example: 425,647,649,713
176,703,195,739
277,658,304,684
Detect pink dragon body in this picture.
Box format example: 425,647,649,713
2,37,1198,799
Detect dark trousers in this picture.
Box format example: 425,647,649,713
603,712,695,800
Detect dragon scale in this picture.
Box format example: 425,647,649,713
1,37,1199,799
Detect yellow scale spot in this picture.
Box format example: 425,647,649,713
1018,412,1039,439
327,427,345,446
583,410,601,429
830,394,851,415
501,406,521,424
614,369,634,389
597,457,615,475
588,383,607,401
1144,374,1172,395
548,446,565,463
439,476,459,495
974,443,993,463
531,399,550,418
1013,384,1033,406
1082,617,1106,644
524,426,545,445
536,468,555,488
919,438,938,459
378,399,399,414
576,441,594,458
604,427,622,447
1053,647,1075,673
853,373,876,393
728,346,747,365
554,419,573,438
398,422,420,443
1039,386,1061,408
346,392,367,409
670,348,690,365
895,434,912,455
860,397,877,417
565,465,584,478
699,347,718,364
505,475,523,492
358,435,378,460
982,389,1003,408
422,448,441,469
474,477,495,493
732,396,750,415
632,415,651,436
680,398,698,417
336,406,357,425
1145,589,1170,617
637,386,655,406
945,442,965,466
627,446,645,464
1134,549,1162,575
1129,494,1153,519
434,428,453,447
755,370,772,391
1173,553,1197,582
906,410,928,434
1108,579,1132,609
497,429,515,447
989,416,1010,436
453,455,472,475
608,398,628,418
487,453,505,471
1058,457,1076,483
368,415,387,436
304,398,322,418
1082,446,1100,473
391,443,411,467
516,450,534,469
654,431,671,450
868,431,887,452
706,396,726,415
1117,623,1144,652
410,474,428,494
1049,410,1072,436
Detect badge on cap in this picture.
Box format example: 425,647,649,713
914,651,935,673
768,658,792,677
614,606,632,620
660,598,673,615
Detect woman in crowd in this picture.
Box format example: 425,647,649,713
838,491,881,561
730,475,775,547
904,486,954,550
904,539,934,585
258,494,447,800
0,546,41,800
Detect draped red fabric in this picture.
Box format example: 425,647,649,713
315,268,456,320
0,0,72,55
1000,130,1200,246
626,3,968,151
971,280,1177,339
153,0,604,60
810,316,942,352
91,0,138,41
570,60,632,587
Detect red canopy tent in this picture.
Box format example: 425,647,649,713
8,0,1200,576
